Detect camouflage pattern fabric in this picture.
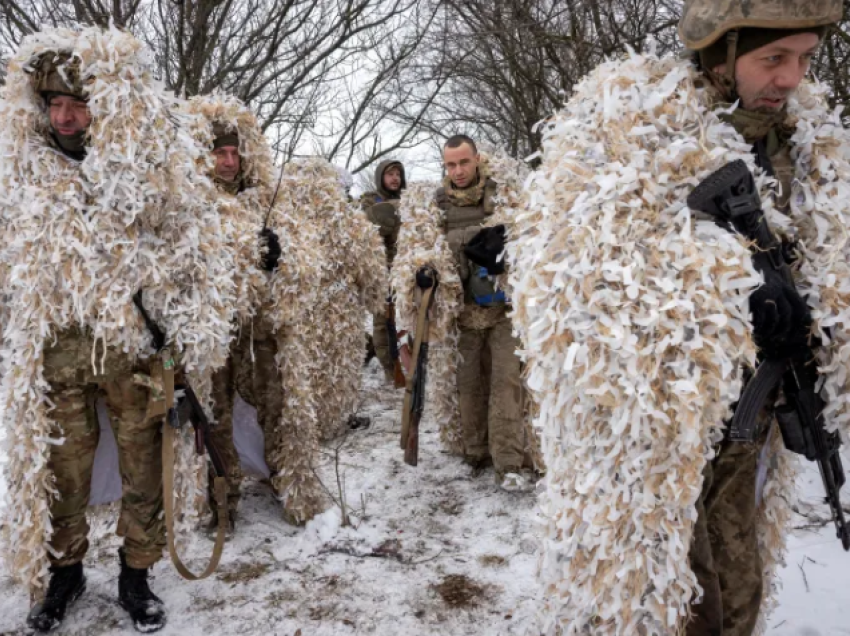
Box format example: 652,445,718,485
456,308,524,473
234,330,282,473
686,106,798,636
208,320,283,509
208,350,242,513
371,310,394,377
44,330,165,570
687,413,776,636
679,0,841,49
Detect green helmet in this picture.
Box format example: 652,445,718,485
679,0,842,50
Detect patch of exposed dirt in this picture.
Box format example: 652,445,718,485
433,574,487,608
477,554,507,568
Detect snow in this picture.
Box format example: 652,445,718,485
0,361,539,635
0,361,848,635
768,454,850,636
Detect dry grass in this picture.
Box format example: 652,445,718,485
217,561,272,584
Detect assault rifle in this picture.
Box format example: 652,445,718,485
400,268,437,466
687,158,850,551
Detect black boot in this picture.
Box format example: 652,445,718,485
118,549,166,633
26,562,86,632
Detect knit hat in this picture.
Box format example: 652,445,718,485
212,122,239,149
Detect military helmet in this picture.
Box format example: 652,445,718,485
27,51,85,99
679,0,842,50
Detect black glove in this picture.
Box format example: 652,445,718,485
464,225,506,275
259,228,281,272
750,279,811,358
416,266,437,290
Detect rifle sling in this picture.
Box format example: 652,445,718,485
160,349,227,580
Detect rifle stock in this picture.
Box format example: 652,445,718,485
386,298,406,388
400,278,436,465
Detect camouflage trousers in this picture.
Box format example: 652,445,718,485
456,305,524,473
371,310,393,376
44,332,165,570
686,416,775,636
208,328,282,512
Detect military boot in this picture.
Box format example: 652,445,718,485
118,549,166,633
26,562,86,632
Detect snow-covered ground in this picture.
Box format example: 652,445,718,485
0,361,539,635
768,457,850,636
0,360,847,635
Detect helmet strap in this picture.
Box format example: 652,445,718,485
698,30,739,103
725,30,738,85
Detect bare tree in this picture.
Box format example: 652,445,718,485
0,0,439,172
388,0,678,159
391,0,850,159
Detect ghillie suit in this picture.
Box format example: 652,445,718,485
184,94,327,526
392,149,540,469
510,48,850,635
265,157,384,522
0,26,235,593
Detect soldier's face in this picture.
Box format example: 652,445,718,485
443,143,479,189
48,95,91,136
213,146,241,182
383,166,402,192
716,32,820,112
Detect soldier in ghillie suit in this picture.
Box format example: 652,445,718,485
184,94,283,533
509,1,846,634
0,27,235,633
393,136,530,492
361,160,407,381
184,94,326,528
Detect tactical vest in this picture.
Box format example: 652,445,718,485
436,179,505,307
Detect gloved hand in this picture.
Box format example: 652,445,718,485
259,228,282,272
749,279,811,358
416,266,437,290
464,224,506,275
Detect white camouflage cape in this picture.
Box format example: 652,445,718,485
264,157,385,523
0,26,235,592
510,50,850,634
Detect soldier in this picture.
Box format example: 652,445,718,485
415,136,528,492
509,1,846,634
184,95,283,533
0,27,234,633
361,160,407,382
